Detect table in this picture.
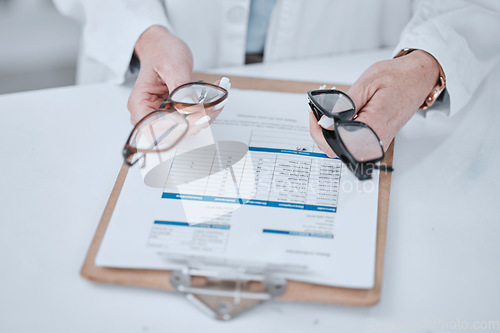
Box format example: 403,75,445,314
1,49,499,332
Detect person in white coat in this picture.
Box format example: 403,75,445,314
53,0,500,155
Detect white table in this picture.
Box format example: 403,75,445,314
1,49,499,332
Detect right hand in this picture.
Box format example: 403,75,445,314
128,25,194,125
310,50,441,157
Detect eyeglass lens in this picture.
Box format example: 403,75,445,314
311,92,354,118
131,111,188,152
170,83,226,106
336,122,384,162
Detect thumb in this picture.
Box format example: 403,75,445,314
157,66,192,95
346,79,373,117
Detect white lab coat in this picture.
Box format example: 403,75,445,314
54,0,500,115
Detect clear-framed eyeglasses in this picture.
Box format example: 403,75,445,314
123,81,228,166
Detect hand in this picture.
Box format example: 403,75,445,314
128,25,193,125
310,50,441,157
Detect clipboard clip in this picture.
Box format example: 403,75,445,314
169,264,287,320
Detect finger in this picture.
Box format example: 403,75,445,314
128,66,193,125
206,106,223,125
157,63,192,95
127,69,169,125
203,77,230,123
352,85,402,152
309,112,337,158
317,115,335,130
354,110,394,152
185,107,208,127
213,77,230,111
346,76,375,117
179,77,231,137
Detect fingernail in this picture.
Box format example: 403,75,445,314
318,116,334,128
213,100,227,111
214,77,230,110
194,115,211,125
331,86,337,90
319,84,326,90
219,77,231,90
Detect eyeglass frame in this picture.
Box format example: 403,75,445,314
123,81,228,166
307,89,390,181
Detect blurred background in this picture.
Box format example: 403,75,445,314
0,0,80,94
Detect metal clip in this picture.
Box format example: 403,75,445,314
169,266,287,320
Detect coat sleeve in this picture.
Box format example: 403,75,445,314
53,0,173,84
393,0,500,115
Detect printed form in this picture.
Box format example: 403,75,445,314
96,89,380,289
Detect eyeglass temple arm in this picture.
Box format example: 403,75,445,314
144,123,180,151
374,164,394,172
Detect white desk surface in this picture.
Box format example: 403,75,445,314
1,49,499,332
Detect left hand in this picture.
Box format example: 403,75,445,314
128,25,194,125
310,50,441,157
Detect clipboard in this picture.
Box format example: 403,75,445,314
81,73,394,320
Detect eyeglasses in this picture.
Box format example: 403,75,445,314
123,81,228,166
307,89,393,180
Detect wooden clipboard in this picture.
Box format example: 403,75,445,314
81,73,394,307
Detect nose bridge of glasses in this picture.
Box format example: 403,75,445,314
158,100,206,115
338,108,356,121
158,100,175,111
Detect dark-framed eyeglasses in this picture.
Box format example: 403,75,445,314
123,81,228,166
307,89,393,181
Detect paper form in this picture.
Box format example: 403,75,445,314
96,89,380,289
